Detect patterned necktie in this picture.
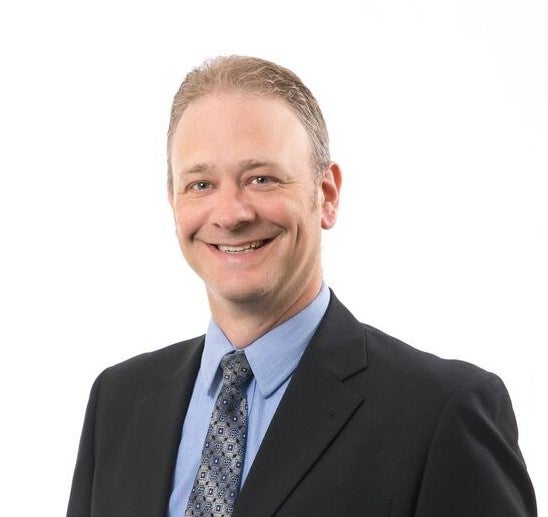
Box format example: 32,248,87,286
186,351,254,516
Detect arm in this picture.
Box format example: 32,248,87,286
66,374,103,517
414,372,536,516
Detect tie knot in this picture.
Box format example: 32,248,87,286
220,352,253,388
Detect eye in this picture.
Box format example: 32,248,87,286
250,176,274,185
188,181,211,192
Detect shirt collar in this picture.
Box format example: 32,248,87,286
199,284,330,398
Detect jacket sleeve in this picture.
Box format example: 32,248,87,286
66,373,103,517
414,372,537,516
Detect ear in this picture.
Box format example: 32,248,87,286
320,162,342,229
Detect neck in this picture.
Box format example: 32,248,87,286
207,280,323,348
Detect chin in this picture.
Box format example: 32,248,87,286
208,282,271,305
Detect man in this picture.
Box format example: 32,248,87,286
67,56,536,516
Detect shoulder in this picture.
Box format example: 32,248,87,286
358,321,518,436
325,290,496,392
363,321,495,390
106,335,204,374
94,335,205,398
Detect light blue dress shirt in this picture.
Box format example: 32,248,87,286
167,284,330,516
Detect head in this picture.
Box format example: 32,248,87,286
167,55,330,192
167,57,341,333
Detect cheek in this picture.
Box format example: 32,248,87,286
254,199,289,227
263,192,313,222
173,209,197,243
174,221,185,242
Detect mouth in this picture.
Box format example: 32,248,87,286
215,239,270,253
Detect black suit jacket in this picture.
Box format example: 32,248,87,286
67,292,536,516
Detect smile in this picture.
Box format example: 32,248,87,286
216,240,267,253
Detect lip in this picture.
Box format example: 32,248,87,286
204,237,276,261
215,239,270,253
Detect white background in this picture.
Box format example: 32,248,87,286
1,0,546,514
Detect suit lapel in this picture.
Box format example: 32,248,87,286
234,293,368,517
130,337,204,517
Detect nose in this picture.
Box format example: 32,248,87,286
211,184,256,230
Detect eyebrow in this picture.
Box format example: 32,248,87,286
179,159,281,177
238,159,277,173
180,163,214,176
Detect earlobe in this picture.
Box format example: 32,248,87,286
321,162,342,230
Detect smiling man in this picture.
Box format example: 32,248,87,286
168,91,339,346
67,56,536,517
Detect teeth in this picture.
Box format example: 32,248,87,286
217,240,265,253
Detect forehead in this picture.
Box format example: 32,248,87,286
170,92,312,170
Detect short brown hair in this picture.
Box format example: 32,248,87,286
167,55,330,191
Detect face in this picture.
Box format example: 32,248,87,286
169,92,340,315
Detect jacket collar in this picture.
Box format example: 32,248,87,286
234,291,368,517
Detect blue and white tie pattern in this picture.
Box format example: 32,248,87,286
186,352,253,516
